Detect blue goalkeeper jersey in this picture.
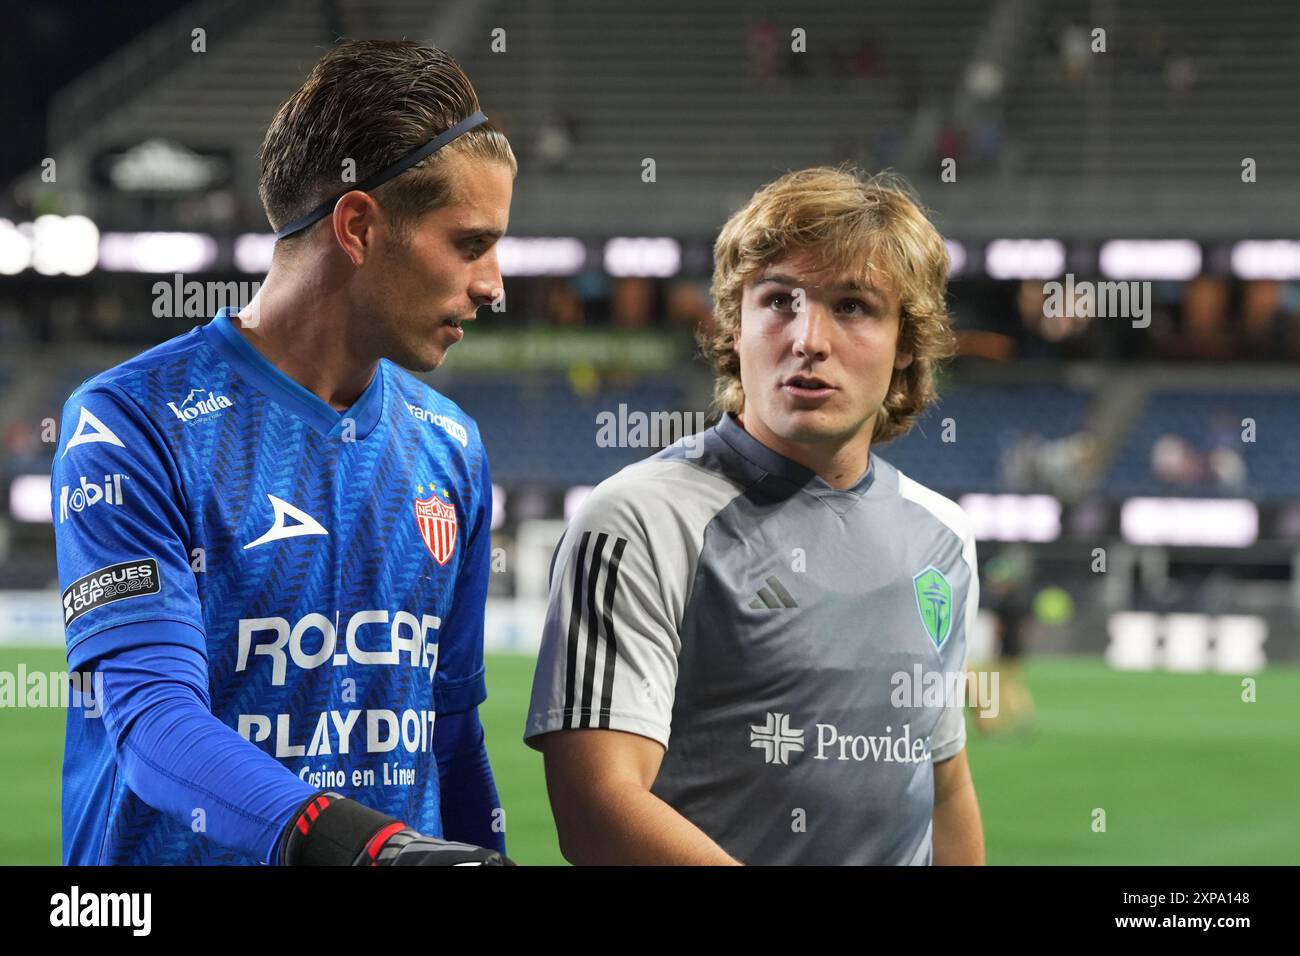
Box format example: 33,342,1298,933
53,307,492,864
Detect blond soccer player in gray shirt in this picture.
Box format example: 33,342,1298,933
524,166,985,865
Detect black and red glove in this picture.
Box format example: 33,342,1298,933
280,791,513,866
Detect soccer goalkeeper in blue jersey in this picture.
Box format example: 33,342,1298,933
52,40,516,865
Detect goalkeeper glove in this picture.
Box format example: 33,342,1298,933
279,790,513,866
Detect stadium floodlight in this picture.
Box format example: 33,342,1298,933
497,236,586,276
603,237,681,277
1230,240,1300,280
983,239,1064,279
0,215,99,276
1120,497,1258,547
9,473,53,523
0,218,33,275
1098,240,1201,280
944,239,966,277
234,233,277,274
29,215,100,276
957,493,1061,541
98,232,218,273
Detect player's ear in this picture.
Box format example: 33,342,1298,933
332,191,381,266
894,349,914,370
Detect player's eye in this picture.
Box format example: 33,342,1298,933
838,298,871,316
765,293,795,312
462,239,491,261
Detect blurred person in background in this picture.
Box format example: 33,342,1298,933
1239,279,1286,361
978,550,1036,736
611,277,654,330
1158,276,1234,361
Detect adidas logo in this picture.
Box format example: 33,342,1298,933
747,576,798,610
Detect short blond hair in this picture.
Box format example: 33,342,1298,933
702,165,955,445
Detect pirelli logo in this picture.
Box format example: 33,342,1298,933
62,559,161,626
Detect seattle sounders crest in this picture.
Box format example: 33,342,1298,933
912,566,953,649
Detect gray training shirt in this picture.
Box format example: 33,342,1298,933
525,412,977,864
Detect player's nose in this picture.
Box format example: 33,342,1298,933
793,301,832,360
467,279,502,313
468,253,503,312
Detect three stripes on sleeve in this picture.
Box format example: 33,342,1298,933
561,531,629,729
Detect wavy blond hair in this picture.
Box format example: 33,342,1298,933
702,165,955,445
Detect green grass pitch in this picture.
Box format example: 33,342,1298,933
1,649,1296,865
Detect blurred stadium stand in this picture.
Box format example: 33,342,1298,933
23,0,1296,236
438,373,688,487
1105,386,1300,501
879,382,1093,497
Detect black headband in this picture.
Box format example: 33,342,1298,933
273,110,490,240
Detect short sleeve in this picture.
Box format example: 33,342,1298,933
524,483,685,749
930,524,978,763
52,386,206,669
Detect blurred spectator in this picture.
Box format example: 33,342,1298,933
1239,280,1285,360
1015,281,1054,357
1206,410,1240,450
4,420,42,465
545,279,586,327
747,18,780,86
611,278,654,330
1206,411,1248,488
1001,430,1098,498
871,125,900,169
1164,55,1197,94
1207,446,1247,488
934,124,964,166
1060,24,1090,87
977,549,1037,736
965,61,1004,101
1150,429,1246,490
1015,280,1091,358
968,118,1004,173
664,280,713,334
1157,276,1234,360
1151,433,1204,485
851,37,881,78
536,113,579,172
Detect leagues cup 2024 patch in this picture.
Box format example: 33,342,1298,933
62,558,162,626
